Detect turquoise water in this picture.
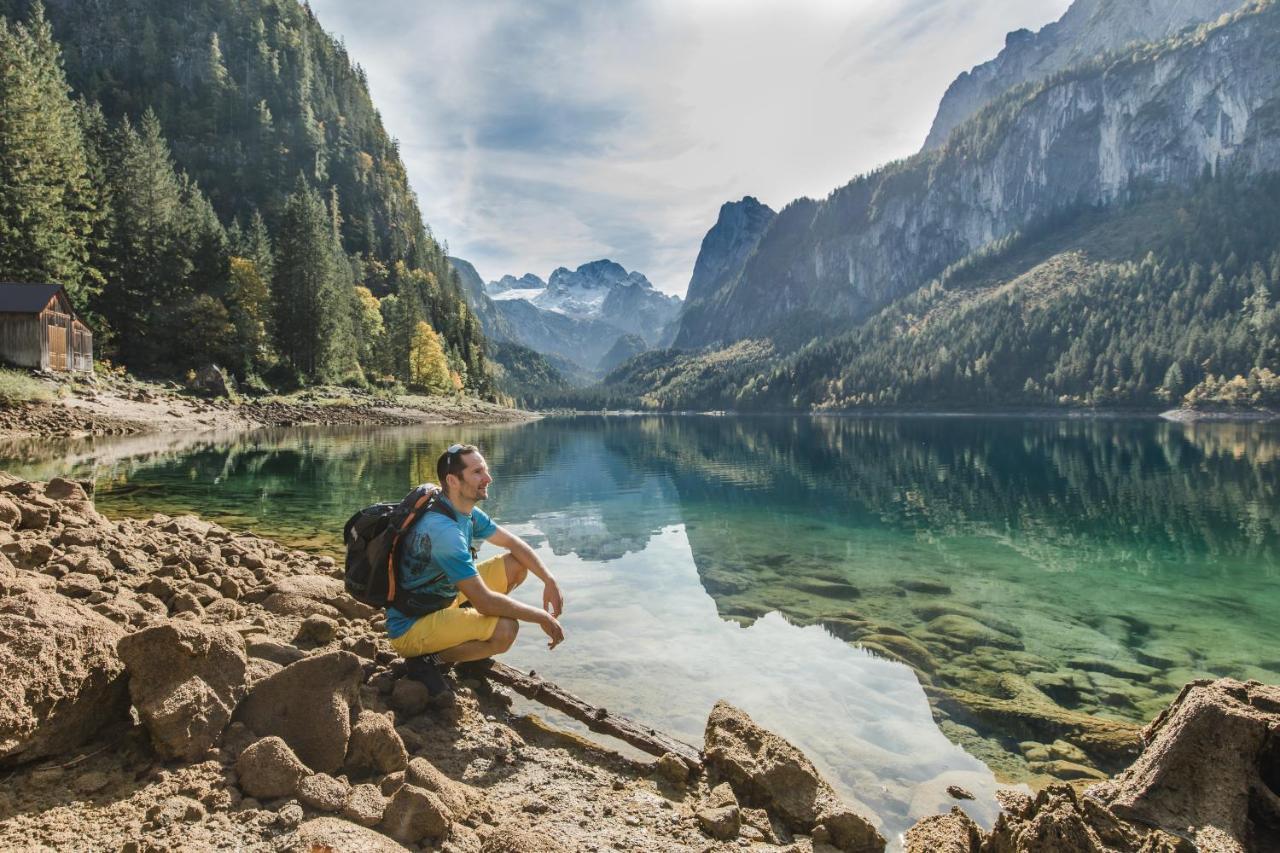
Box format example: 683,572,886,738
4,415,1278,843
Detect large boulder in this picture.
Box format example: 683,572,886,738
703,700,884,852
232,650,362,773
116,622,248,762
1090,678,1280,853
0,582,130,765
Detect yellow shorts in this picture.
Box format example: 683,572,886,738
388,553,509,657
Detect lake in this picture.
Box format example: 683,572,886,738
4,414,1278,844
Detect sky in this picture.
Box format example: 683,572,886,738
308,0,1073,296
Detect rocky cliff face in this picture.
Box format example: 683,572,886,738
673,197,776,349
923,0,1246,151
676,2,1280,350
446,257,517,343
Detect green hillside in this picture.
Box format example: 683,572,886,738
585,176,1280,413
0,0,489,393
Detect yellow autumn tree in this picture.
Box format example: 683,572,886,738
408,320,451,393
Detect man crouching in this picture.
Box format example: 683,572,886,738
386,443,565,697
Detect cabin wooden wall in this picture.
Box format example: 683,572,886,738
0,314,46,370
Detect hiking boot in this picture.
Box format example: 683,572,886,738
403,654,454,702
454,657,495,679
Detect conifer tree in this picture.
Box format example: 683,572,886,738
0,4,101,303
273,175,337,381
100,110,192,367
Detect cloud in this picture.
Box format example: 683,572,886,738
309,0,1072,295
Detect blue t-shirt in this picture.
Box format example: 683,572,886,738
385,496,496,639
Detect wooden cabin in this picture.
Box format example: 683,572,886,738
0,283,94,372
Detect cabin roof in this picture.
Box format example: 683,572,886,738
0,283,75,316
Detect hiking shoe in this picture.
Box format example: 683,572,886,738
403,654,454,700
454,657,495,679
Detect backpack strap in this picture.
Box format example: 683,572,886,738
385,488,448,603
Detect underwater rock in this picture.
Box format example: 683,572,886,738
894,579,953,595
926,614,1023,651
928,675,1142,772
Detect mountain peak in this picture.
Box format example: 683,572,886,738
922,0,1246,151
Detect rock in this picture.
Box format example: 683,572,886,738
116,622,248,762
146,795,206,827
262,592,341,620
44,477,89,503
380,784,452,844
697,783,741,839
985,784,1106,852
169,591,203,616
894,579,953,594
235,736,308,800
1,539,53,570
345,710,408,778
341,783,389,827
1090,678,1280,853
0,496,20,527
703,701,884,851
295,613,338,645
946,785,975,800
654,751,690,785
247,638,306,667
405,756,475,817
926,614,1023,651
190,364,235,398
276,802,304,828
297,773,349,813
903,807,982,853
233,651,363,774
246,657,282,687
278,817,410,852
479,824,561,853
0,583,129,765
1067,657,1160,683
56,572,101,598
390,678,432,717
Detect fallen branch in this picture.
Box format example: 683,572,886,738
484,661,702,771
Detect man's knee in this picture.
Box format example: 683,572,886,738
504,553,527,589
492,617,519,651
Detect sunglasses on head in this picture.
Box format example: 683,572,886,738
446,443,468,459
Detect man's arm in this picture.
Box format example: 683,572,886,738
454,576,564,649
487,525,564,617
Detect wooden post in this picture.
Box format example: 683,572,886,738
483,661,703,771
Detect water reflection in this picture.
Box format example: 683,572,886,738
4,415,1279,841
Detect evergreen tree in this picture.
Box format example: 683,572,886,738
272,176,337,380
0,3,102,303
99,110,192,367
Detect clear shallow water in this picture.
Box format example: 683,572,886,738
4,415,1279,843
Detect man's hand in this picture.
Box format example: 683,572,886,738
542,578,564,618
539,612,565,650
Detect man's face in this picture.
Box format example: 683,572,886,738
451,451,492,501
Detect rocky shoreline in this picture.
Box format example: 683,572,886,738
0,475,1275,852
0,370,533,440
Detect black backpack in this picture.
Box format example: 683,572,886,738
343,483,461,618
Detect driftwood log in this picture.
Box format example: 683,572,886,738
483,661,703,770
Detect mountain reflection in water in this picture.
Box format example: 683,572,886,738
5,414,1279,844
